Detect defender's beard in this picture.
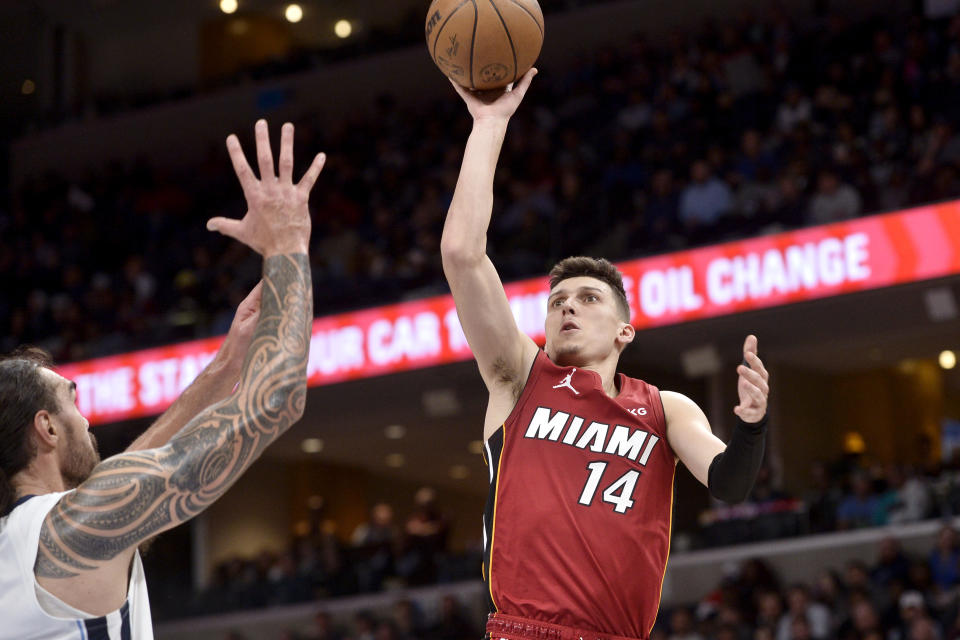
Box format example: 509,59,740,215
61,429,101,488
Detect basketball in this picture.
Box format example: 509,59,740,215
425,0,544,90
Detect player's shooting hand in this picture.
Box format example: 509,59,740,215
207,120,325,256
734,334,769,423
450,67,537,123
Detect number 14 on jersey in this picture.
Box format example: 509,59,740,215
578,462,640,514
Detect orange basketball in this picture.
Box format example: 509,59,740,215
425,0,544,90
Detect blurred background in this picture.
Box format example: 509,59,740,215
4,0,960,638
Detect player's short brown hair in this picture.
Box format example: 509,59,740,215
548,257,631,322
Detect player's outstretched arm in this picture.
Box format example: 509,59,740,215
665,335,769,503
441,69,540,395
35,120,322,614
126,282,263,452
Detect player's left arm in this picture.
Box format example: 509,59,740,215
125,282,263,452
665,335,769,503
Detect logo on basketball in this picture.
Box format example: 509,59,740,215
445,34,460,58
425,10,442,38
480,63,509,84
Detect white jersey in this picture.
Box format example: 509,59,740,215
0,491,154,640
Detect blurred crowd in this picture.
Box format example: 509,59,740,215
148,487,478,622
211,523,960,640
6,9,960,361
653,527,960,640
220,595,480,640
696,438,960,549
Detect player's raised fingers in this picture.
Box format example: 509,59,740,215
743,334,758,357
298,152,327,194
226,135,256,193
254,119,276,180
745,381,767,406
512,67,538,97
278,123,294,183
745,351,769,380
738,366,769,396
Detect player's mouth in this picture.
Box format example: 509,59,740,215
560,321,580,334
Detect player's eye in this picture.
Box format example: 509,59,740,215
584,294,598,302
551,298,563,307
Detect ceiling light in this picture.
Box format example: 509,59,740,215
334,19,352,38
468,440,484,455
301,438,323,453
21,79,35,95
285,4,303,23
219,0,238,14
941,350,957,370
384,424,406,440
386,453,405,468
449,465,469,479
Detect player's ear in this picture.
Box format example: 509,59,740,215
618,323,635,345
31,410,59,449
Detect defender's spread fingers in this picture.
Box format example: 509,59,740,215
226,135,256,193
278,123,295,183
254,119,276,180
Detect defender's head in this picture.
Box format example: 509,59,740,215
0,349,99,513
544,257,634,367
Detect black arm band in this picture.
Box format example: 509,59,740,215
707,414,768,504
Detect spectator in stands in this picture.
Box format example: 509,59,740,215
836,472,882,529
353,610,377,640
391,599,426,640
872,537,912,589
755,591,784,630
886,465,932,525
668,606,704,640
805,462,841,533
397,487,449,586
839,600,882,640
807,169,862,226
777,584,831,640
428,595,476,640
306,611,343,640
776,85,813,134
678,160,733,238
352,503,399,591
890,591,933,640
929,526,960,592
812,570,844,618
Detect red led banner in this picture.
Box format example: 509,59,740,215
57,201,960,425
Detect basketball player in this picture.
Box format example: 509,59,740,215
0,119,324,639
441,70,770,639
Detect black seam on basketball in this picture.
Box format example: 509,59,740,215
432,0,472,65
469,0,478,89
487,0,518,84
508,0,543,36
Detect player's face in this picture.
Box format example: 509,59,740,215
544,277,632,366
41,368,100,488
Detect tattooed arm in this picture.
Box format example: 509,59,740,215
35,120,326,615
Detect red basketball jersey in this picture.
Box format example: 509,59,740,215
482,351,675,639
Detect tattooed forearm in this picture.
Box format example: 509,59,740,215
38,254,312,571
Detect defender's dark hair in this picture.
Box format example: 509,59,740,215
0,348,59,515
548,256,631,322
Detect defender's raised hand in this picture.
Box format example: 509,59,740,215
450,67,538,122
207,119,325,256
734,335,769,423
